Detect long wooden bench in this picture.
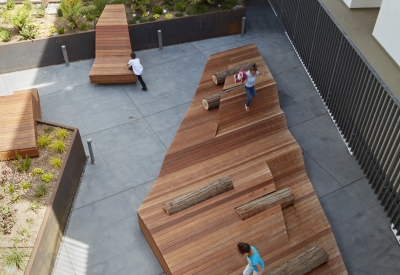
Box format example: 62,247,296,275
0,89,41,160
89,5,137,84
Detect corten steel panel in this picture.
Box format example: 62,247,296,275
24,120,86,275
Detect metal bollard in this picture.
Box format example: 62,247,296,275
241,17,246,37
158,30,163,51
61,45,70,67
87,139,96,165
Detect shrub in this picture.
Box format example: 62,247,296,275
174,0,186,12
50,140,66,153
15,152,31,172
175,11,183,17
187,4,208,15
133,15,141,20
111,0,125,3
60,0,82,29
128,0,150,13
79,4,97,15
128,18,137,24
50,157,63,169
5,248,28,269
164,13,173,19
0,27,11,42
139,18,148,23
31,168,44,176
94,0,107,13
152,6,163,15
6,0,15,10
29,200,40,213
154,13,160,19
57,26,65,34
34,7,46,18
11,7,32,31
57,7,63,17
142,11,149,17
86,14,94,21
22,0,32,10
41,173,53,183
148,16,155,21
21,181,31,190
221,0,237,10
37,134,51,148
79,22,88,30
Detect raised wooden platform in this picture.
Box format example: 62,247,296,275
0,89,41,160
137,44,347,274
89,5,136,84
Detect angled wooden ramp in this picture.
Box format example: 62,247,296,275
137,44,347,274
89,4,136,84
0,89,41,160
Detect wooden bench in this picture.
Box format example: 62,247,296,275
0,89,41,160
89,5,137,84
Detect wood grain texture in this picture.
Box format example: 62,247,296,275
0,89,41,160
137,44,347,275
89,5,137,84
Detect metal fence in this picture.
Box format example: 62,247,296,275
268,0,400,232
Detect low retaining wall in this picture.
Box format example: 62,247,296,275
0,5,246,74
24,120,86,275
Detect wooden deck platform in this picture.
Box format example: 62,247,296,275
137,44,347,274
0,89,41,160
89,5,136,84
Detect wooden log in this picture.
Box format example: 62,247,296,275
236,188,293,220
212,63,252,85
264,246,328,275
202,84,245,110
162,176,234,215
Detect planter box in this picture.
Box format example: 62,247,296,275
24,119,86,275
0,4,246,74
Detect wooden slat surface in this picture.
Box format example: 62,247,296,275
137,44,347,274
89,5,136,84
0,89,41,160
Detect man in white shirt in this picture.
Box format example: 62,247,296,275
126,52,147,91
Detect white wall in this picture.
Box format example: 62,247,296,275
373,0,400,66
342,0,382,8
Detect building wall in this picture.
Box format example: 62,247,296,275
373,0,400,66
342,0,382,8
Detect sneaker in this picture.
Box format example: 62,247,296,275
245,105,249,112
142,88,148,91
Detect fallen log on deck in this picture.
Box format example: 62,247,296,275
202,84,245,110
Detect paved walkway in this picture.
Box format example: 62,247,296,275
1,0,399,274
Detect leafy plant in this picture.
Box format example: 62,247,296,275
6,0,15,10
174,0,186,12
11,193,20,201
60,0,82,29
57,7,63,17
34,6,46,18
111,0,125,3
154,13,160,19
50,140,66,153
86,14,94,21
142,11,149,17
23,0,32,10
221,0,237,10
18,228,30,242
38,134,51,148
191,0,214,4
152,6,163,15
11,7,32,31
0,27,11,42
15,152,31,172
163,0,173,5
164,13,173,19
128,18,137,24
21,181,31,190
50,157,63,169
36,183,48,197
41,173,53,183
94,0,107,13
139,18,148,23
133,14,141,20
175,11,183,17
79,22,88,30
57,26,65,34
8,184,15,193
128,0,150,13
44,126,54,134
5,248,28,269
148,16,155,21
31,168,44,176
26,217,34,226
79,4,97,15
187,4,208,15
29,200,41,213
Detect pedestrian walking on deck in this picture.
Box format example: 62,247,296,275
244,63,266,111
237,242,265,275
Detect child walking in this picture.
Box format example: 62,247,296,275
237,242,265,275
126,52,147,91
245,63,266,111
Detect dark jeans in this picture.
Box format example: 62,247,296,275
245,85,256,106
136,75,147,89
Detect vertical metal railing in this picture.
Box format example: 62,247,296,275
269,0,400,232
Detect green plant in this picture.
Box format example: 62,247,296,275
111,0,125,3
60,0,82,29
38,134,51,148
133,15,141,20
11,193,20,201
57,26,65,34
11,7,32,31
5,248,28,269
34,6,46,18
29,200,41,213
175,11,183,17
79,22,88,30
22,0,32,10
94,0,107,13
142,11,149,17
35,183,48,197
20,24,37,40
152,6,163,15
0,27,11,42
128,0,150,13
41,173,53,183
50,157,63,169
6,0,15,10
57,7,63,17
148,16,155,21
164,13,173,19
86,14,94,21
21,181,31,190
26,217,34,225
187,4,208,15
8,184,15,193
221,0,237,10
139,18,148,23
79,4,97,15
191,0,214,4
44,126,54,133
174,0,186,12
50,140,66,153
154,13,160,19
128,18,137,24
31,168,44,176
163,0,173,5
15,152,31,172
